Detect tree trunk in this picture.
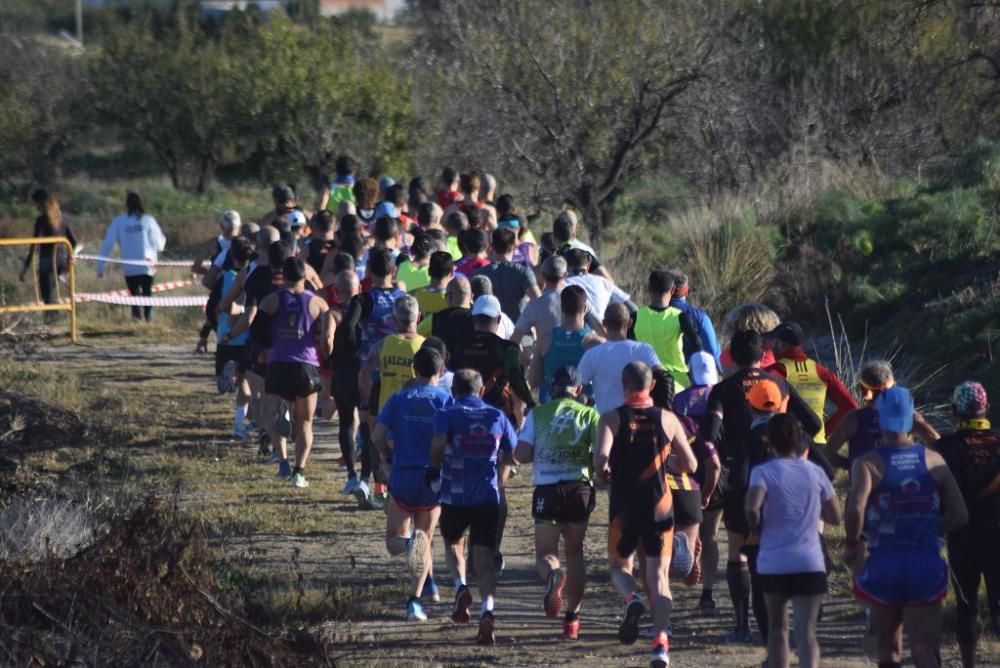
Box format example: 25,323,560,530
196,155,215,194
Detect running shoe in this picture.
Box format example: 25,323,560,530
649,635,670,668
352,480,372,509
697,595,718,617
670,533,693,578
544,569,565,618
275,408,292,439
342,478,360,496
291,471,309,488
618,593,645,645
216,360,236,394
725,627,753,644
407,529,430,580
421,575,440,603
451,585,472,624
233,425,250,440
371,491,388,512
562,618,580,641
476,611,495,645
406,597,428,622
276,460,291,479
683,537,703,587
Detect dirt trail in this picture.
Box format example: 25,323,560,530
27,340,979,667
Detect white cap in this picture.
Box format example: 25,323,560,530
219,210,241,232
471,295,502,319
288,210,308,228
689,351,718,386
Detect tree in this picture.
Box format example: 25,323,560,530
410,0,710,251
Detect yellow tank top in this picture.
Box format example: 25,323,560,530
396,260,430,292
379,334,425,407
633,306,688,390
780,357,828,443
412,286,449,316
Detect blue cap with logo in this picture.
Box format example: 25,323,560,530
876,386,914,433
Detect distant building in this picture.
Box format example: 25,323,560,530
318,0,403,20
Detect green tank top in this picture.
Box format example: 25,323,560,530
528,398,600,485
633,305,688,390
396,260,431,292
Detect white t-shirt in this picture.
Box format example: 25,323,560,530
577,339,660,414
499,312,515,339
749,458,835,575
565,273,629,319
515,288,562,343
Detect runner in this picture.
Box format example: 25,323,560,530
745,414,842,668
251,256,329,488
719,304,780,372
764,321,857,445
359,295,425,434
844,386,968,668
701,329,821,644
210,237,254,438
396,233,433,293
631,270,702,391
472,227,540,321
824,360,940,473
342,248,404,509
96,191,166,322
936,382,1000,668
672,351,724,613
195,210,242,353
19,189,77,307
316,155,356,212
454,227,490,277
410,250,453,317
513,365,600,639
442,210,468,260
329,271,366,496
450,294,536,574
354,178,380,232
429,369,518,645
371,348,452,622
434,166,462,210
577,303,661,415
550,210,612,280
564,249,633,319
593,362,697,668
667,269,722,369
535,285,603,402
304,210,337,275
417,274,473,352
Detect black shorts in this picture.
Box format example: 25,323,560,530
247,343,268,377
758,572,827,597
532,481,596,524
608,514,674,561
672,489,703,528
440,503,501,550
215,344,245,376
723,488,750,536
264,361,321,402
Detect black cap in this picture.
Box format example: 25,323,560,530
551,365,582,389
764,322,804,346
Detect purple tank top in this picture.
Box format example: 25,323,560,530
512,241,536,268
849,405,882,467
268,289,320,366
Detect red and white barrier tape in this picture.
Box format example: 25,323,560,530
74,253,196,268
68,278,198,303
73,294,208,307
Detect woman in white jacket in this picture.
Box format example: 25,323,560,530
97,192,166,321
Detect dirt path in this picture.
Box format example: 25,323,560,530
26,339,984,667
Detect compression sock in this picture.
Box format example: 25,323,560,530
565,611,579,622
292,466,303,476
726,561,751,631
700,587,713,603
234,403,248,432
455,577,466,589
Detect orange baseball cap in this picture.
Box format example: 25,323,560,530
748,379,782,412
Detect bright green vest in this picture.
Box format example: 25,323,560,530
633,305,688,390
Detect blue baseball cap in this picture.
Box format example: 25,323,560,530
876,386,914,433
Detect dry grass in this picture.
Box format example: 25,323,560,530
0,497,98,561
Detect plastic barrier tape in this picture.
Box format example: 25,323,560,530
73,294,208,307
75,253,196,268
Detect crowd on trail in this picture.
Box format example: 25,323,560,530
21,161,1000,668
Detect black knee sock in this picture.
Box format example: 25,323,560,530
746,545,768,643
565,610,579,622
725,561,750,631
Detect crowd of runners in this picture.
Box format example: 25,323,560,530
107,161,997,668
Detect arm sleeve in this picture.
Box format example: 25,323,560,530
699,312,722,369
807,442,836,481
818,364,859,434
97,219,118,274
702,386,724,445
503,342,535,408
151,218,166,252
249,309,272,348
748,466,766,491
679,312,703,354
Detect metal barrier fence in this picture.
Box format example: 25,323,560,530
0,236,78,343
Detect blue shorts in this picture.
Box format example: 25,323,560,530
389,467,439,512
854,547,948,607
